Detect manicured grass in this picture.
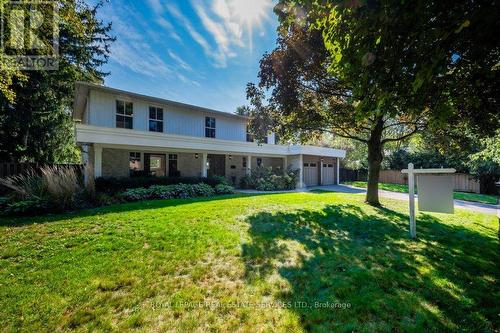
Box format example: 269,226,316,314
345,181,499,205
0,193,498,332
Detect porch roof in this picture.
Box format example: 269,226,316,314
76,124,346,158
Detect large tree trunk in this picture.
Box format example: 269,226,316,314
365,118,385,206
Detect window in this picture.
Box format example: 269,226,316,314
205,117,216,138
246,126,254,142
257,158,262,167
129,152,142,172
149,106,163,132
168,154,179,177
263,136,268,144
242,157,247,168
116,100,133,129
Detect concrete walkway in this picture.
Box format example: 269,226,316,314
237,185,498,216
309,185,499,216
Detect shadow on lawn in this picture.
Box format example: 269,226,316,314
242,204,499,332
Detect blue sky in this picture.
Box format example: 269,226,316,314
97,0,278,114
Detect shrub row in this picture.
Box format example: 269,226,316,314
122,183,234,201
96,176,227,194
240,167,299,191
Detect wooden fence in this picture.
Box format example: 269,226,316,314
339,168,367,182
340,168,480,193
378,170,480,193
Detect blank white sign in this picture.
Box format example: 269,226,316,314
418,175,454,214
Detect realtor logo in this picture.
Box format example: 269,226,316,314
1,1,59,70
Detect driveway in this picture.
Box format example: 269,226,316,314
309,185,499,216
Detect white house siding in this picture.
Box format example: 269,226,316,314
85,89,274,143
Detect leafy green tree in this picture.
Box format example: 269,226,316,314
468,132,500,194
248,0,499,205
0,0,26,102
0,0,114,163
235,105,251,116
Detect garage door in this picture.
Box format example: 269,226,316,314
322,163,335,185
303,162,319,186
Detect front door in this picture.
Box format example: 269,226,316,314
144,153,166,177
207,154,225,177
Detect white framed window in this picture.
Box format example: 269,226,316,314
149,106,163,132
129,152,142,171
257,158,263,167
116,100,133,129
205,117,216,138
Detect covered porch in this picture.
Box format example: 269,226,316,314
82,144,341,189
83,144,287,187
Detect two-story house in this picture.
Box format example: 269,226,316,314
73,82,346,188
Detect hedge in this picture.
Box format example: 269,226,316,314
95,176,226,194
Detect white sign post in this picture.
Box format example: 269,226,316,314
401,163,456,239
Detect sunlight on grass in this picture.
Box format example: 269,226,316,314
0,193,498,332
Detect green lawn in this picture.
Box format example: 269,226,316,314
344,181,499,205
0,193,498,332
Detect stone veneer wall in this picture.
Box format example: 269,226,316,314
177,153,203,177
225,155,247,186
102,148,130,178
251,156,284,170
99,148,291,186
101,148,205,178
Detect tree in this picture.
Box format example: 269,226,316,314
468,132,500,194
0,0,26,102
0,0,114,163
247,0,499,205
235,105,251,116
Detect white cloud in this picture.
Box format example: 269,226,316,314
168,49,192,71
145,0,163,15
166,3,228,67
176,72,201,87
156,17,182,42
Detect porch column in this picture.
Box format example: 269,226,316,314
81,144,91,183
94,144,102,178
320,157,324,185
283,156,288,171
201,153,208,177
336,157,340,184
298,154,305,188
246,155,252,175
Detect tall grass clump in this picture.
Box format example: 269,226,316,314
0,166,83,214
41,166,82,210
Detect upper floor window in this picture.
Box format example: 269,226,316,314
246,126,254,142
116,100,133,129
149,106,163,132
205,117,216,138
